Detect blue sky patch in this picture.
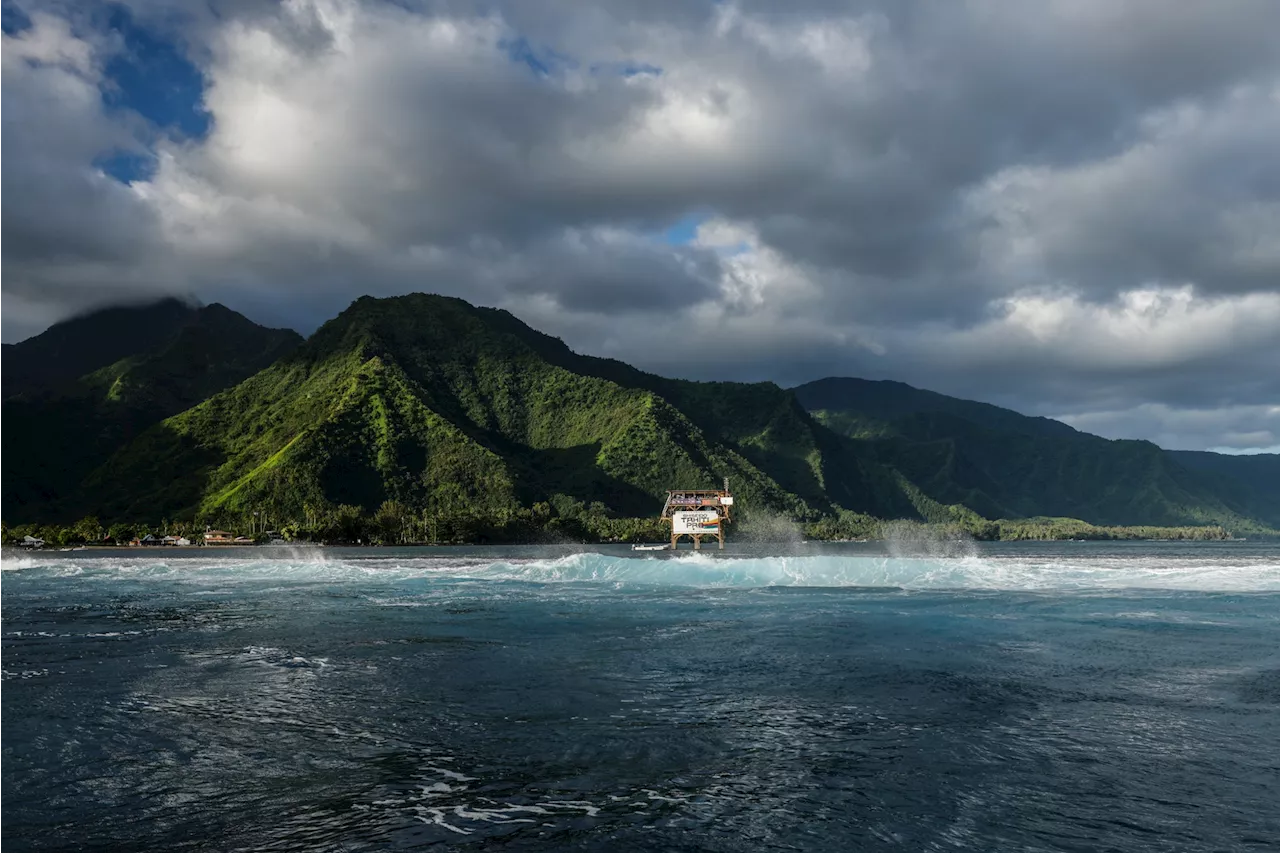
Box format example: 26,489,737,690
100,4,210,140
591,61,662,78
660,212,710,246
619,62,662,78
500,33,659,81
500,35,577,78
2,1,32,35
93,149,155,184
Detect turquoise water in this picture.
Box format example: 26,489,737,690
3,542,1279,850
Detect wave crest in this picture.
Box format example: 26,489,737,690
5,550,1279,591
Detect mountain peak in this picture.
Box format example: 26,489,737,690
302,292,548,369
4,298,202,398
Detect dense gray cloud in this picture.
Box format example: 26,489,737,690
3,0,1278,451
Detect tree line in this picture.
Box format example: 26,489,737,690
1,497,672,547
2,502,1245,547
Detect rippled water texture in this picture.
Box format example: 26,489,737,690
4,541,1279,851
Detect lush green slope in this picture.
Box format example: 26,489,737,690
84,295,921,524
795,378,1279,529
2,302,302,521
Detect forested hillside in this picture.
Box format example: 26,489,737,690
77,295,924,529
795,377,1279,531
3,294,1276,541
2,302,302,521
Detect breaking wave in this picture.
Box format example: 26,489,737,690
442,551,1280,591
1,556,48,571
5,549,1279,592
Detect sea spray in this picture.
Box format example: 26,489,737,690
880,520,980,561
733,507,805,545
260,541,331,564
1,555,49,571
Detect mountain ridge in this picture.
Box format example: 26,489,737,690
79,294,873,524
2,300,303,521
3,293,1274,537
794,376,1276,529
3,297,200,398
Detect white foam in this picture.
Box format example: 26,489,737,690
1,557,43,571
4,549,1278,591
452,551,1280,592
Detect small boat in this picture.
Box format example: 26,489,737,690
631,543,668,551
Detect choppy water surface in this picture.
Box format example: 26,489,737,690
4,541,1279,851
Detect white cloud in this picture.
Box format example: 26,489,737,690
1057,403,1280,452
3,0,1279,450
988,287,1280,370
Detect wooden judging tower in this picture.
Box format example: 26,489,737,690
660,479,734,550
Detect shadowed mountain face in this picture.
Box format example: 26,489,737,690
794,377,1280,530
793,377,1082,441
3,293,1276,533
3,298,200,398
1168,450,1280,520
2,301,303,521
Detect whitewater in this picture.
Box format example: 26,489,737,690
4,541,1279,851
5,539,1280,590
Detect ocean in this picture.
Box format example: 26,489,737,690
3,541,1279,851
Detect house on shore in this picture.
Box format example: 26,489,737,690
205,530,253,546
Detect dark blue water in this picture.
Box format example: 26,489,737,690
4,542,1279,851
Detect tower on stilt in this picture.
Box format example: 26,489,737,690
659,480,734,550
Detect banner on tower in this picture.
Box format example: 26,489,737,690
673,511,721,535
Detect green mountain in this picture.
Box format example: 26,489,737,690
4,293,1275,538
794,377,1080,441
1168,450,1280,520
79,295,922,525
2,297,199,398
2,301,303,520
794,377,1279,530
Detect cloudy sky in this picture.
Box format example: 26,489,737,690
3,0,1278,453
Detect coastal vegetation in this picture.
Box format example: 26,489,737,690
0,511,1241,548
3,294,1276,544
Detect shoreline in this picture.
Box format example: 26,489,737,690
5,536,1263,557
